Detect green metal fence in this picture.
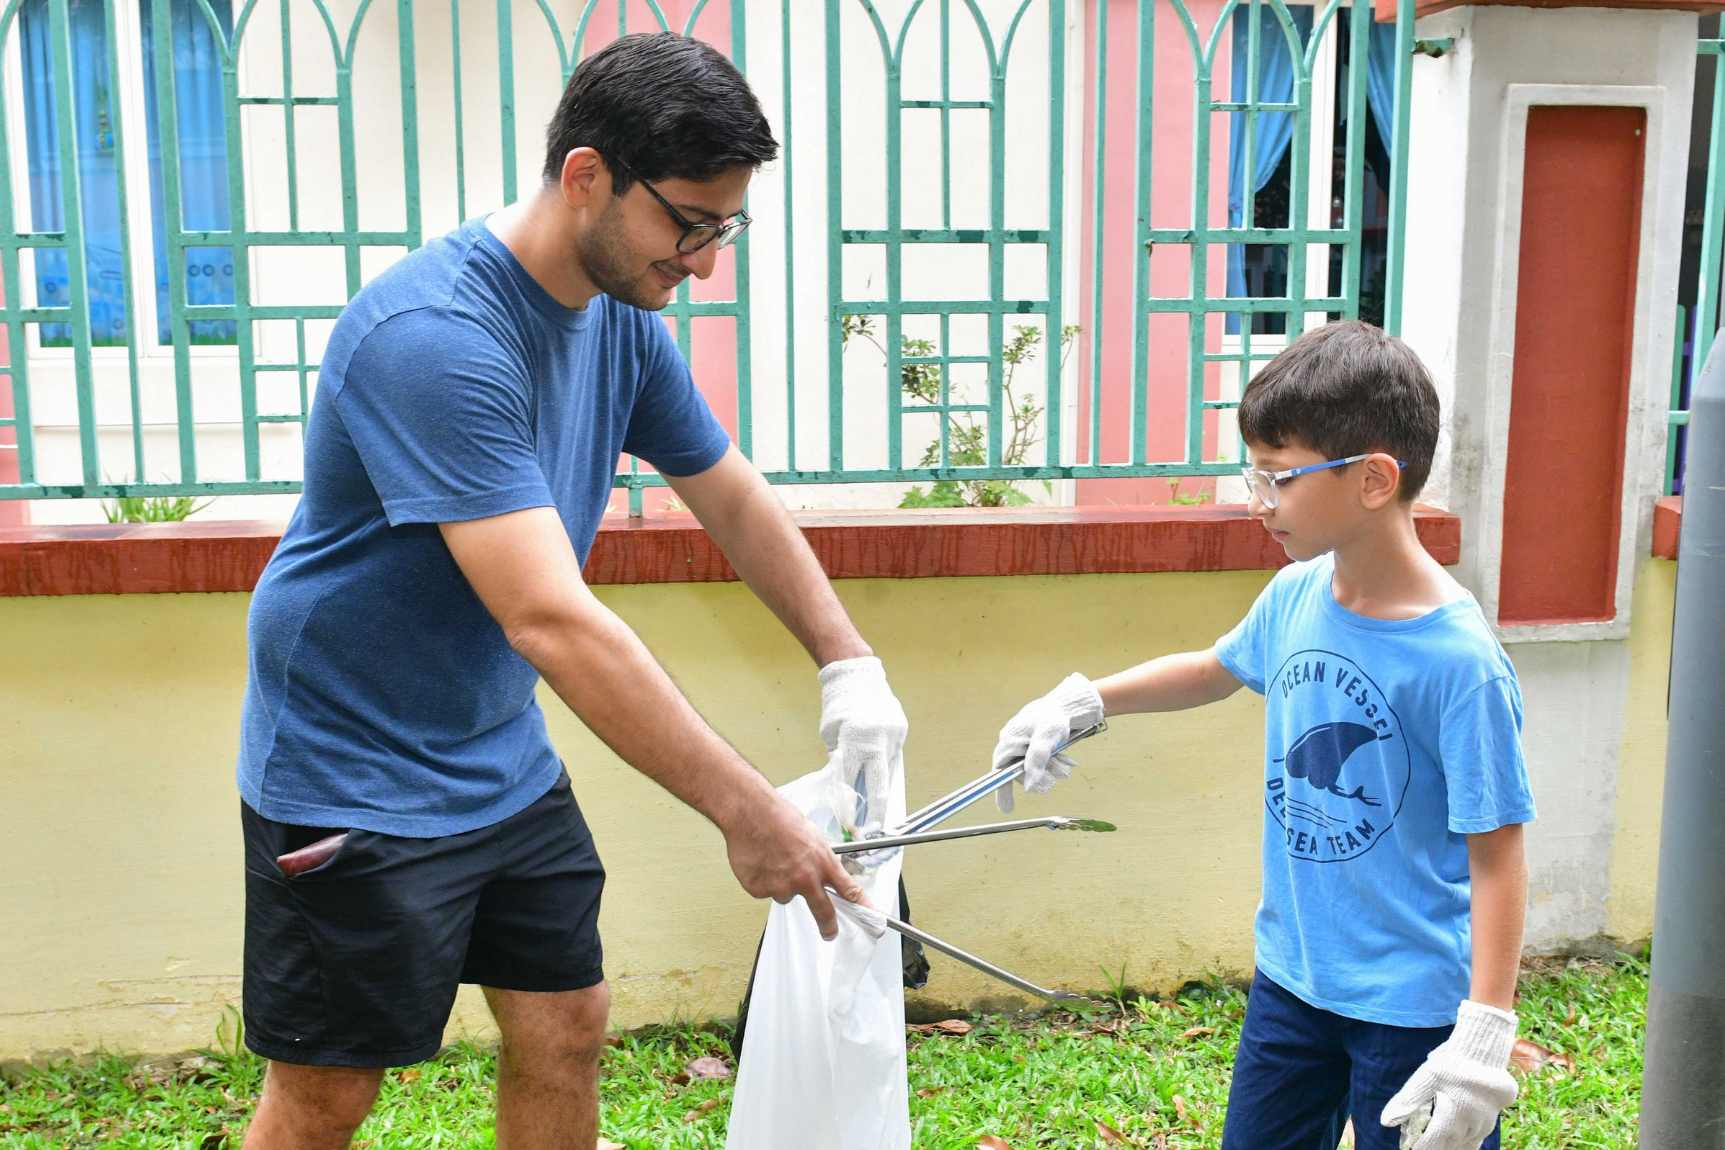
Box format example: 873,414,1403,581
1678,36,1724,497
0,0,1413,508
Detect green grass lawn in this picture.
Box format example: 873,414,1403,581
0,956,1644,1149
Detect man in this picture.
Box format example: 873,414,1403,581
235,32,905,1149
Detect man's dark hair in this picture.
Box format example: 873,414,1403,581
543,32,778,191
1237,319,1441,500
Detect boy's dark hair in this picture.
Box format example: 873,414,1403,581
1238,320,1440,501
542,32,778,191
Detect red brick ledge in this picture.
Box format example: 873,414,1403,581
0,505,1462,597
1653,495,1682,560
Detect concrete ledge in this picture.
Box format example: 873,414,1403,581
1653,495,1682,560
0,505,1462,597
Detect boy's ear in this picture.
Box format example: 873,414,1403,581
1359,452,1402,510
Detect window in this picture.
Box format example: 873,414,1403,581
20,0,235,348
1226,4,1394,335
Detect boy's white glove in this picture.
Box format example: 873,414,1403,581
817,656,908,837
1381,1000,1518,1150
991,672,1105,813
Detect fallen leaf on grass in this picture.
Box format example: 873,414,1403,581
1511,1037,1576,1075
685,1055,733,1080
1180,1026,1216,1040
179,1055,221,1082
1173,1094,1203,1130
975,1137,1013,1150
911,1018,975,1036
1096,1120,1129,1142
396,1069,422,1084
916,1085,948,1098
683,1097,723,1121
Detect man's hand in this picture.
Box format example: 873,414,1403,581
722,788,869,941
992,673,1105,812
438,507,867,940
817,656,908,836
1380,1000,1518,1150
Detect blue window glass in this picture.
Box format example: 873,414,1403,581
20,0,127,346
1224,3,1311,338
140,0,235,345
19,0,234,348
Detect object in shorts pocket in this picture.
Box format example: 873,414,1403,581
275,832,348,877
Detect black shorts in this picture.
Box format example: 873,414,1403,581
241,774,605,1068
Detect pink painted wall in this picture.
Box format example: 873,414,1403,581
584,0,740,515
0,276,23,526
1076,0,1232,506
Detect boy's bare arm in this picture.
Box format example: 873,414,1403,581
1094,650,1244,717
1381,822,1526,1138
1467,822,1528,1010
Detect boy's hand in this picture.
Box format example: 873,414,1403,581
818,656,908,836
992,673,1105,812
1380,1000,1518,1150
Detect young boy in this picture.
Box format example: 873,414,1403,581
994,321,1534,1150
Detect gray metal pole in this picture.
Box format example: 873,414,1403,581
1640,339,1725,1149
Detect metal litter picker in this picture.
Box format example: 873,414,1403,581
725,724,1114,1150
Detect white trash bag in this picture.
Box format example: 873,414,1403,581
725,757,911,1150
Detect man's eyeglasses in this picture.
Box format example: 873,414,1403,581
612,157,751,254
1241,454,1407,509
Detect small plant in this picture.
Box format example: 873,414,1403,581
102,493,212,523
842,315,1079,508
1099,961,1132,1013
1167,477,1213,506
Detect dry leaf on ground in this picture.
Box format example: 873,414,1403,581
685,1055,733,1080
1511,1037,1577,1075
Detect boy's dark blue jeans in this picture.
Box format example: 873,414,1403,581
1221,970,1504,1150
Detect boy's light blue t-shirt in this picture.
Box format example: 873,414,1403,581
236,219,731,837
1214,554,1536,1027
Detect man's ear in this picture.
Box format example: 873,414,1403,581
1359,452,1403,510
558,147,608,209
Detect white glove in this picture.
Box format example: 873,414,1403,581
991,672,1104,813
1381,1000,1518,1150
817,656,908,838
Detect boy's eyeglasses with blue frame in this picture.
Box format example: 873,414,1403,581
1242,455,1408,509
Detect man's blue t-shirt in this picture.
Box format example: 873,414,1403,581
1214,554,1537,1027
237,219,731,837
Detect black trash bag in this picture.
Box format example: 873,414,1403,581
730,874,928,1058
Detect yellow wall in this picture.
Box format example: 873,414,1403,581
1606,557,1677,942
0,565,1674,1059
